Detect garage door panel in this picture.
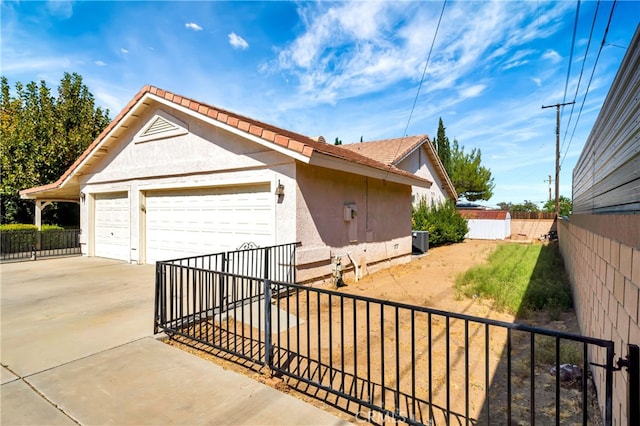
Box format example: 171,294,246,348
94,192,129,261
145,185,275,263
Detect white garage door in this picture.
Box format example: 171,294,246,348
145,185,275,263
94,192,130,261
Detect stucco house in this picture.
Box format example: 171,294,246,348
342,136,457,205
20,85,432,283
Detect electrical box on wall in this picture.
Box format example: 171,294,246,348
344,204,357,222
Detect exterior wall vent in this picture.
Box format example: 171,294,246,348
143,116,178,137
135,110,188,144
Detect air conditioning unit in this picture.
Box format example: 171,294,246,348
412,231,429,254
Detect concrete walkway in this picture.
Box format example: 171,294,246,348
1,257,350,425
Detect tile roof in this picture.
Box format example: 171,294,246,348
21,85,431,197
342,135,458,200
341,136,425,165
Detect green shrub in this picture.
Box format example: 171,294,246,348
412,199,468,247
1,224,73,253
0,224,64,231
0,224,37,231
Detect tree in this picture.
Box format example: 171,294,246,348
334,137,342,145
510,200,540,213
433,119,494,202
497,202,513,211
1,73,111,225
543,195,572,216
449,139,495,201
434,117,451,176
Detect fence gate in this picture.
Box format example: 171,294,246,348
154,244,639,426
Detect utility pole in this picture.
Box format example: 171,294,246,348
544,175,554,201
542,101,575,216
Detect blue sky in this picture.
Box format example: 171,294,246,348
2,1,638,206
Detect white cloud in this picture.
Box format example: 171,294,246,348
503,60,530,70
85,78,134,114
120,48,129,54
0,55,73,74
531,77,542,87
47,0,74,19
458,84,487,99
542,49,562,63
185,22,203,31
501,50,535,70
95,60,107,67
228,32,249,50
268,1,572,107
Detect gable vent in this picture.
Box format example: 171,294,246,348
142,116,179,137
134,111,189,144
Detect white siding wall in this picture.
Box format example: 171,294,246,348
572,26,640,214
465,218,511,240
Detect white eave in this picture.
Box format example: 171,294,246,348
309,152,432,188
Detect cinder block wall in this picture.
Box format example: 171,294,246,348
558,215,639,426
510,219,555,240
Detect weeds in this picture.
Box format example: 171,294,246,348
455,242,572,316
535,334,583,366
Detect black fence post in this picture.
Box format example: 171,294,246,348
154,263,162,334
221,253,227,314
292,243,297,284
153,262,166,334
628,344,639,426
264,246,270,281
32,230,38,260
606,343,615,425
264,279,272,368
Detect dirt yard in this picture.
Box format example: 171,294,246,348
340,240,510,321
168,240,602,425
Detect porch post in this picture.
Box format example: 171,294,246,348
34,201,53,231
34,200,43,230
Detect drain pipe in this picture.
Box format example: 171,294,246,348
346,252,359,282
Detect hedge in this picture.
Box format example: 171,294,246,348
1,225,78,254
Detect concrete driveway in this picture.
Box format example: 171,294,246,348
1,257,349,425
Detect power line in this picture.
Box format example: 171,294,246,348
560,0,617,167
561,0,600,153
385,0,447,179
561,0,581,107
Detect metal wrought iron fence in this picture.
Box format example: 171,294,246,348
155,267,270,363
160,242,298,283
266,281,621,426
1,229,81,260
155,242,298,355
154,243,637,426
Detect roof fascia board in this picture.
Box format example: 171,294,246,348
45,96,154,192
309,152,432,188
392,136,429,165
149,94,311,164
21,192,79,201
422,140,458,199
